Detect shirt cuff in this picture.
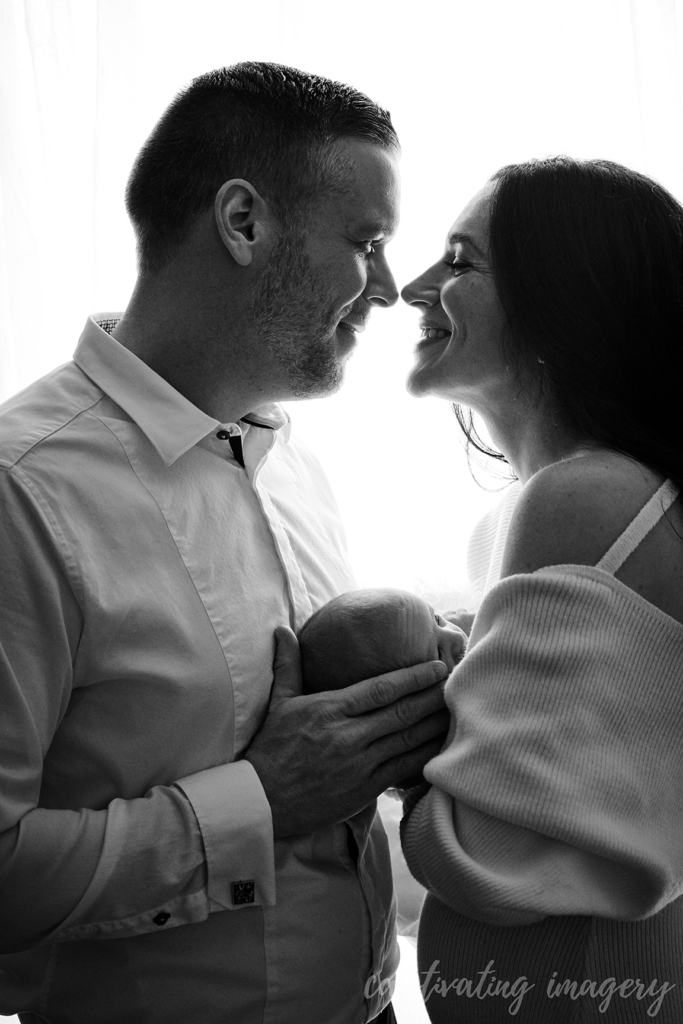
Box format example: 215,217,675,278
175,760,276,911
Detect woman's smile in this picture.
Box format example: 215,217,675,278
414,318,453,354
402,183,510,407
419,325,452,342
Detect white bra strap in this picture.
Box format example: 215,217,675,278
597,479,680,575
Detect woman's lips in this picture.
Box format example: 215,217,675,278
421,327,451,340
415,329,452,351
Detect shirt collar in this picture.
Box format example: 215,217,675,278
74,314,291,466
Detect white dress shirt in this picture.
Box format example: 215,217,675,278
0,315,398,1023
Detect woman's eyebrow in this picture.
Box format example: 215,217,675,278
447,231,485,257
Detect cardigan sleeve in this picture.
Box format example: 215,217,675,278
401,566,683,926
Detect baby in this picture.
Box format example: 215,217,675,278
298,588,466,794
298,586,466,695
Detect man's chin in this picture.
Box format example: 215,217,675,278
287,361,346,401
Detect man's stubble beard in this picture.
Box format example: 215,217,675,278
251,233,346,399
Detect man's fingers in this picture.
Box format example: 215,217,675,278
341,660,448,717
270,626,303,702
372,708,450,761
362,707,450,793
354,678,448,752
373,733,449,792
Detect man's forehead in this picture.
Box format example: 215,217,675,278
325,139,400,236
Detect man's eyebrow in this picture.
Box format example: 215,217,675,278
355,221,392,238
447,231,485,257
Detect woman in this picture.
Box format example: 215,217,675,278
400,157,683,1023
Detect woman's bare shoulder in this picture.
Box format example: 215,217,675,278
500,451,665,577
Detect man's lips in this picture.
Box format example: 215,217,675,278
338,319,367,335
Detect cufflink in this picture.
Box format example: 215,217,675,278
232,879,255,905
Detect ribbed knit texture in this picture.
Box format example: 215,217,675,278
416,894,683,1022
402,562,683,1022
466,481,522,608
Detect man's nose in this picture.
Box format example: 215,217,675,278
365,259,399,308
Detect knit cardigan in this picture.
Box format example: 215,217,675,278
401,563,683,1022
402,564,683,925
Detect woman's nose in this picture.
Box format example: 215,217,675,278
401,264,440,307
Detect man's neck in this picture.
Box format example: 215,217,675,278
111,283,276,424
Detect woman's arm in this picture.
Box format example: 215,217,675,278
401,455,683,926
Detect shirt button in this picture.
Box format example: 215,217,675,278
153,912,170,926
217,424,241,439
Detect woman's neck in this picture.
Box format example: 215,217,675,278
478,395,595,485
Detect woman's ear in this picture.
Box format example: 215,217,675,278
214,179,270,266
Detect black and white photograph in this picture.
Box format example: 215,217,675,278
1,2,683,1021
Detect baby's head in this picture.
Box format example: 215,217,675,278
298,587,465,694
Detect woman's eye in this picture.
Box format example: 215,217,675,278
445,258,470,275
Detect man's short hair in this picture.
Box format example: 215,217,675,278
125,61,399,275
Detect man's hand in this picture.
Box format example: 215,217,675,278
244,627,449,839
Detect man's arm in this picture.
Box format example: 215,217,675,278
0,468,269,952
0,468,448,949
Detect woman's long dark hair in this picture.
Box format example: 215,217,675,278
458,156,683,489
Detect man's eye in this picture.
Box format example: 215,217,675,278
359,240,379,256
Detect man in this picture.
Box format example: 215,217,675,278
0,63,448,1023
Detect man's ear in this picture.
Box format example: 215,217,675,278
214,179,271,266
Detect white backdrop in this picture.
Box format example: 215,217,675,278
2,1,683,1020
3,0,683,602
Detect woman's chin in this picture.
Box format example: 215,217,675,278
406,363,443,398
405,370,427,397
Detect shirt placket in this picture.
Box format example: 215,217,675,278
244,427,313,631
